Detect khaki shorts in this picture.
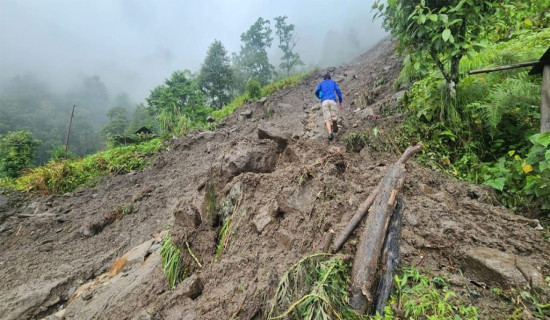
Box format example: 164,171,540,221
321,100,338,123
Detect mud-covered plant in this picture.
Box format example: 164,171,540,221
160,234,186,289
215,216,232,260
268,253,366,320
343,131,371,153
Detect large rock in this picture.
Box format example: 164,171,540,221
174,202,201,229
257,122,291,151
221,139,279,179
461,247,545,287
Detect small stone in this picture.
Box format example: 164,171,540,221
81,290,93,300
535,223,544,231
67,286,77,298
92,194,98,198
352,123,358,128
57,217,68,223
55,228,63,233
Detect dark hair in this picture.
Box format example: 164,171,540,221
323,73,331,80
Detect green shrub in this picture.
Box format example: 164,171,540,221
0,130,40,178
246,78,261,100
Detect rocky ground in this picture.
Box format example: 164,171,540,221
0,39,549,320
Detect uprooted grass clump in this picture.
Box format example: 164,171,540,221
268,253,365,320
160,234,187,290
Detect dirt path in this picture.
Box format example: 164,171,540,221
0,39,548,320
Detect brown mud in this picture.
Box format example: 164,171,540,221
0,39,548,320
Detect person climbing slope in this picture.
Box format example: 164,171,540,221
315,73,343,141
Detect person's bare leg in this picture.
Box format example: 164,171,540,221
325,120,332,133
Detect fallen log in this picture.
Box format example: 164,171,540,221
350,143,422,313
331,184,380,252
374,197,403,315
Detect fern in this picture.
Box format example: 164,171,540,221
478,76,540,134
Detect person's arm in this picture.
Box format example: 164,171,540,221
335,82,343,107
315,83,322,99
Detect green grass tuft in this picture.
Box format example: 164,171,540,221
160,234,186,290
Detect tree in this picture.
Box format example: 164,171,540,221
0,130,40,178
373,0,498,91
146,71,211,134
146,70,208,119
274,16,304,76
100,106,128,138
199,40,234,109
236,17,274,87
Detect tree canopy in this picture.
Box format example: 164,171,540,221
235,17,274,87
274,16,304,76
199,40,234,109
373,0,499,89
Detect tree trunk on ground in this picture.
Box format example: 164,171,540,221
350,144,422,313
350,168,405,312
331,185,380,252
374,198,403,315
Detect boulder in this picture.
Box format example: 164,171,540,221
257,122,291,150
462,247,545,287
221,139,279,179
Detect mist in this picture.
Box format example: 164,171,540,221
0,0,387,103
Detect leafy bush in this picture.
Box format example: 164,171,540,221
246,78,261,100
0,130,40,178
391,28,549,213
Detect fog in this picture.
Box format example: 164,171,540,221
0,0,387,103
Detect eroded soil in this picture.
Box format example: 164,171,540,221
1,39,549,320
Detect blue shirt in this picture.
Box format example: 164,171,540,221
315,79,343,103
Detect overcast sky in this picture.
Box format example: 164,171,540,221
0,0,387,102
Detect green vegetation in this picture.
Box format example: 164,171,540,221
234,17,274,88
0,130,40,178
268,254,365,320
268,256,477,320
490,284,550,318
1,138,163,194
211,72,307,121
347,2,550,215
160,234,186,290
215,216,232,260
379,268,477,319
246,79,262,100
274,15,304,77
198,40,235,110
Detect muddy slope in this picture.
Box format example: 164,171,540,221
0,39,548,320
